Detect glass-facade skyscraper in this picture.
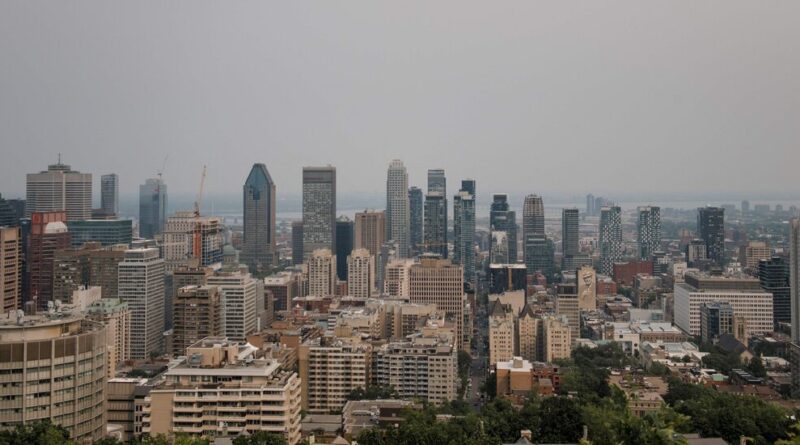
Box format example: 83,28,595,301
241,163,276,273
100,173,118,216
453,182,475,287
408,186,423,256
138,178,167,240
490,194,517,263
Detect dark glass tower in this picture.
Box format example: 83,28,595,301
335,217,354,281
490,194,517,263
454,182,476,287
241,163,276,273
408,186,423,255
138,178,167,239
637,206,661,260
759,256,790,327
697,206,725,266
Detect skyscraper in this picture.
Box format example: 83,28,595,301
118,248,165,359
386,160,410,258
586,194,595,216
336,216,354,281
423,193,448,258
291,221,304,265
523,195,547,276
354,210,385,258
427,169,446,195
453,183,476,287
637,206,661,260
697,206,725,267
490,194,517,263
207,270,258,341
522,195,545,240
26,159,92,221
409,186,423,255
561,208,591,271
28,211,71,310
139,177,167,239
561,208,579,258
598,206,622,275
302,166,336,260
101,173,119,216
241,163,277,273
759,257,790,328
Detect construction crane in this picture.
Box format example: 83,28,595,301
194,165,207,217
156,155,168,180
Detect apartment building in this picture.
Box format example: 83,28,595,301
142,337,302,444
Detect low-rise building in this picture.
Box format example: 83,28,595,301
298,336,372,414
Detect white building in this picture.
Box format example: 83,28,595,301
347,248,375,298
674,272,774,336
386,160,410,258
207,271,258,341
118,248,165,359
307,248,336,297
26,160,92,221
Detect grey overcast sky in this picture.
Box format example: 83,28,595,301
1,1,799,200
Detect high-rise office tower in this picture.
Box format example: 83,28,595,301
490,194,517,263
586,194,595,216
302,166,336,260
460,179,476,196
336,216,354,281
241,163,277,273
562,208,579,258
759,257,790,327
291,221,304,265
53,242,127,303
0,227,21,313
598,206,623,275
637,206,661,260
308,249,336,297
354,210,385,258
207,271,258,341
523,195,548,276
139,178,167,239
427,169,446,195
741,200,750,215
522,195,545,240
26,159,92,221
697,206,725,267
101,173,119,216
409,186,423,255
386,160,410,258
453,183,476,287
347,248,374,298
118,248,165,359
28,212,71,310
423,193,448,258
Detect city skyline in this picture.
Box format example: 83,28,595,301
2,2,799,198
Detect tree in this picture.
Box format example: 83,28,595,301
746,355,767,378
0,421,75,445
347,384,399,401
537,397,583,443
479,372,496,399
232,431,288,445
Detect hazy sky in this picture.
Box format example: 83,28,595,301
1,1,799,201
